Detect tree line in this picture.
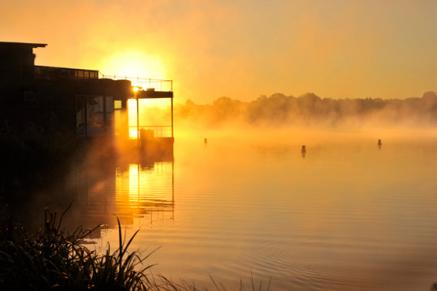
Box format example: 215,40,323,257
176,91,437,127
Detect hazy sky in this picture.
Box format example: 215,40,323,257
1,0,437,101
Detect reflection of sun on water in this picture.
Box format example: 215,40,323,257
114,163,173,218
128,164,139,201
116,163,173,203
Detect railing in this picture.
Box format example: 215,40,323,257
128,125,172,139
101,74,173,92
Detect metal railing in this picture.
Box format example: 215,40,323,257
101,74,173,92
128,125,172,138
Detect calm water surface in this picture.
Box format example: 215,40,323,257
43,134,437,290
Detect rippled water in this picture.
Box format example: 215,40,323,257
25,133,437,290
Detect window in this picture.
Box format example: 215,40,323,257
114,100,122,110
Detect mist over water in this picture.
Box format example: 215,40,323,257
176,91,437,130
8,93,437,290
84,130,437,291
4,1,437,289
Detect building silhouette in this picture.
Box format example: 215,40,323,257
0,41,175,198
0,41,173,143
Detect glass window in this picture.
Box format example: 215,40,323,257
114,100,122,110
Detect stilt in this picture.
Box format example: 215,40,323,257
171,96,174,139
136,95,140,143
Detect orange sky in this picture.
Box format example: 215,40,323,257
1,0,437,102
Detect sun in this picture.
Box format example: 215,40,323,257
100,50,167,85
101,50,171,140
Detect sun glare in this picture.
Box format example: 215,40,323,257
127,99,139,139
127,98,171,140
103,51,170,140
100,51,167,85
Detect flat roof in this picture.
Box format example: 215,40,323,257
0,41,47,48
35,65,99,73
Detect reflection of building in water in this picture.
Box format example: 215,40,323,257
75,153,174,238
114,161,174,225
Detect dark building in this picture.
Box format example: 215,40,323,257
0,41,176,227
0,42,46,88
0,41,174,144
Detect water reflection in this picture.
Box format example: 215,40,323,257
8,134,437,290
115,161,174,225
74,147,175,237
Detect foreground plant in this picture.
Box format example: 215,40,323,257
0,209,154,290
0,209,270,291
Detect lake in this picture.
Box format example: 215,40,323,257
16,130,437,290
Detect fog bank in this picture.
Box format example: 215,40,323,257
175,91,437,130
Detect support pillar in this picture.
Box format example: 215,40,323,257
171,97,174,139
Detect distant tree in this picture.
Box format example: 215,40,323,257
175,91,437,127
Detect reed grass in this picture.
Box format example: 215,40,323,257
0,209,270,290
